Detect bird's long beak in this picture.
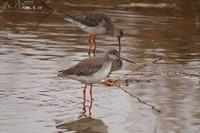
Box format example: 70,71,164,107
115,54,135,64
118,36,121,54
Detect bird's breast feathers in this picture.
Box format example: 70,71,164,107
66,61,112,84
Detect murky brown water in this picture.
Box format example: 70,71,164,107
0,0,200,133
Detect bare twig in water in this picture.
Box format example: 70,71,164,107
112,58,163,113
195,13,200,31
121,57,162,79
118,86,161,113
33,1,54,30
41,1,54,12
177,72,200,78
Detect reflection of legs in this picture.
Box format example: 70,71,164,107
82,84,93,117
92,35,96,56
88,34,96,57
89,84,93,116
82,84,87,115
88,34,93,57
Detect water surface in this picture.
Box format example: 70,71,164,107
0,0,200,133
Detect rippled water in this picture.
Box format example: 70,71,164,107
0,0,200,133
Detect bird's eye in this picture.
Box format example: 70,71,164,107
113,51,118,55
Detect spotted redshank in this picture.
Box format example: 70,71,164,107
65,11,123,56
58,49,134,103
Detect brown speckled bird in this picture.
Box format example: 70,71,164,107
58,49,134,101
65,11,123,56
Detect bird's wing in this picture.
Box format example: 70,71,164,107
66,11,111,27
58,57,104,77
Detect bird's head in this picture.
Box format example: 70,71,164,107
107,49,120,60
106,49,135,64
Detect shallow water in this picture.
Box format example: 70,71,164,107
0,0,200,133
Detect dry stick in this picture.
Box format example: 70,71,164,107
178,72,200,78
121,57,162,79
118,86,161,113
117,58,163,113
195,13,200,31
41,1,54,12
33,1,54,30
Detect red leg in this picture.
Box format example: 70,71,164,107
83,84,87,100
92,35,96,56
88,35,93,57
89,84,93,116
82,84,87,115
89,84,93,99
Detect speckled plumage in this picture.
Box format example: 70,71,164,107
65,11,123,54
58,50,120,84
58,57,107,77
66,11,114,34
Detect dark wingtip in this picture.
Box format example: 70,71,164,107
57,70,65,77
66,11,73,18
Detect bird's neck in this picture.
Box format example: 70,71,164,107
104,55,114,63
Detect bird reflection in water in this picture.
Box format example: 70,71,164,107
81,84,93,117
56,117,108,133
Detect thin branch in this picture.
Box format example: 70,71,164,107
114,58,163,113
33,1,54,30
195,13,200,31
176,71,200,78
41,1,54,12
117,86,161,113
121,57,162,79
